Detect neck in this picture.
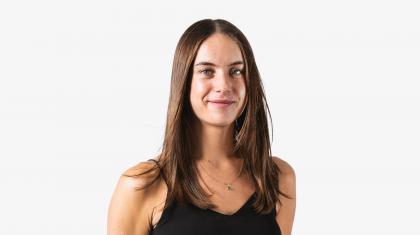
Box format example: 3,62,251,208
193,119,240,168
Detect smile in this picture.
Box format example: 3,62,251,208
208,101,235,108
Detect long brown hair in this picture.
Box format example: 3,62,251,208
125,18,291,218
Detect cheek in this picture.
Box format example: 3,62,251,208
237,80,246,99
240,84,246,97
236,80,247,110
192,80,207,96
190,78,208,106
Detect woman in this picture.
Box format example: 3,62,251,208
108,19,296,235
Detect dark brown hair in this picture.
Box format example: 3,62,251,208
124,18,291,220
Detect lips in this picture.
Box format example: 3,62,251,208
208,99,235,104
207,99,235,108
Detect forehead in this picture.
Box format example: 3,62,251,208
194,33,243,66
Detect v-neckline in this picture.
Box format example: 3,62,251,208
204,191,256,217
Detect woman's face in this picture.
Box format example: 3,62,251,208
190,33,247,128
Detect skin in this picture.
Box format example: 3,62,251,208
190,33,247,169
107,33,296,235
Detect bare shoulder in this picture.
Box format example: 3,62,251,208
271,155,296,197
271,155,296,177
271,156,296,235
123,160,161,183
107,160,162,235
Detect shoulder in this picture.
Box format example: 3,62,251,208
271,155,296,178
271,156,296,235
107,160,162,234
271,155,296,194
123,160,161,183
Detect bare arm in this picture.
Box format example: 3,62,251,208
107,163,157,235
273,156,297,235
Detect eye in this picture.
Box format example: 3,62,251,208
199,68,214,77
230,68,243,76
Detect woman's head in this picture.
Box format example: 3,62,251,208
166,19,269,151
145,19,286,214
190,32,247,131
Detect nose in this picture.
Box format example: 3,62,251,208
214,70,232,93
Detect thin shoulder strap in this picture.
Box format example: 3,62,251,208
146,160,175,233
147,158,168,186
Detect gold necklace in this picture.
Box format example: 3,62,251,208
197,159,244,191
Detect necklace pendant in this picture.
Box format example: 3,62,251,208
225,183,233,191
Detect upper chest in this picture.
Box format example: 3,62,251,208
149,173,256,226
150,195,281,235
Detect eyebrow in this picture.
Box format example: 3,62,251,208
194,61,244,67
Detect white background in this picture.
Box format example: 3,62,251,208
1,0,419,234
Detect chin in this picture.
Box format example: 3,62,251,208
203,118,234,127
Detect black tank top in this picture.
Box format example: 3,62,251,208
147,159,282,235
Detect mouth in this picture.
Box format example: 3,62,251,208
207,99,235,108
208,99,235,104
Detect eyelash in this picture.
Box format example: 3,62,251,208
199,68,243,77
